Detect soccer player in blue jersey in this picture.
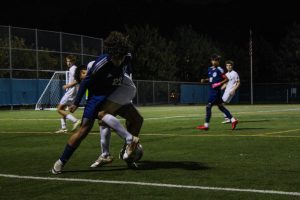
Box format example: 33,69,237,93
51,31,139,174
196,54,238,131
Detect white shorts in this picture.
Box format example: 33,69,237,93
59,92,76,105
107,75,136,105
222,92,234,103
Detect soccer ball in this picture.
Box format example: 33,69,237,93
121,143,143,162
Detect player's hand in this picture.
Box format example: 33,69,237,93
212,82,222,88
69,105,78,113
230,90,236,96
201,79,206,83
63,85,68,90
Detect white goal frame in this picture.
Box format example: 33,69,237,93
35,71,68,110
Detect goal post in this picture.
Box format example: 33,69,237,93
35,71,68,110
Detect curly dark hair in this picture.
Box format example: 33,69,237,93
75,65,87,83
104,31,132,57
210,54,221,61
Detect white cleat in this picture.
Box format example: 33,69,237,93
90,155,113,168
71,120,81,132
123,136,139,160
221,119,231,124
55,128,68,134
51,159,64,174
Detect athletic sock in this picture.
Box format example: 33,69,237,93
59,144,76,164
100,126,111,156
61,118,66,129
101,114,133,144
66,114,77,123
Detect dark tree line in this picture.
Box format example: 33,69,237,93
1,24,300,83
126,23,300,83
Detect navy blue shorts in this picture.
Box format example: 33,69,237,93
208,90,223,105
83,95,107,120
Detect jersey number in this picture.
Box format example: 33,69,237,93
112,77,122,86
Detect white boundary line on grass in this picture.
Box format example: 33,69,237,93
0,173,299,197
1,129,300,138
0,107,300,121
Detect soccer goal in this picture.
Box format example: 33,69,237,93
35,71,69,110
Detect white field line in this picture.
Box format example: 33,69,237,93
0,107,300,121
1,130,300,138
0,174,299,197
262,128,300,135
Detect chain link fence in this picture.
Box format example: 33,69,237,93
0,25,103,79
1,25,299,108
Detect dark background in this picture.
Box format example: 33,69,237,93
2,0,299,45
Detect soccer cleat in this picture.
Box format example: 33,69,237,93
51,159,64,174
232,120,239,130
196,125,209,130
71,119,81,132
119,147,126,160
123,136,139,159
90,155,113,168
126,161,139,169
221,119,231,124
55,128,68,134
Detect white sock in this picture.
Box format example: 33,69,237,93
231,117,236,122
60,118,66,129
100,126,111,156
66,114,77,123
101,114,132,144
204,123,209,128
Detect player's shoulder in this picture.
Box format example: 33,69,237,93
217,66,225,73
91,54,111,72
232,70,239,76
69,65,77,72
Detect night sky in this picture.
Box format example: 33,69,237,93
2,0,300,46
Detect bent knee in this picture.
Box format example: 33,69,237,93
98,111,106,119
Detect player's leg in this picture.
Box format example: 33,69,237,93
56,103,68,133
98,111,139,159
51,118,94,174
221,92,233,124
90,124,113,168
197,93,216,130
51,95,105,174
116,103,144,137
115,103,144,168
217,103,238,130
56,95,81,133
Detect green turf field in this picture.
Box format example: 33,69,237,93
0,105,300,200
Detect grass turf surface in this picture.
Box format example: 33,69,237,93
0,104,300,200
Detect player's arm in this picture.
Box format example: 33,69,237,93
200,69,208,83
70,72,92,112
63,80,78,90
230,78,240,95
212,74,228,88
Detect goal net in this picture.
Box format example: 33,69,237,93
35,71,69,110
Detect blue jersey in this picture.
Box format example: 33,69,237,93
74,54,125,106
208,66,225,89
207,66,225,104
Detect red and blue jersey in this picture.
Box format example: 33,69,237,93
207,66,225,104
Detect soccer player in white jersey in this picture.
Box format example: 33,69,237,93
55,55,81,133
221,60,240,123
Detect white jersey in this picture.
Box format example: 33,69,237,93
222,70,239,103
59,65,78,105
107,73,136,105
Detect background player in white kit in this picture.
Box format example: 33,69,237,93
55,55,81,133
221,60,240,123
